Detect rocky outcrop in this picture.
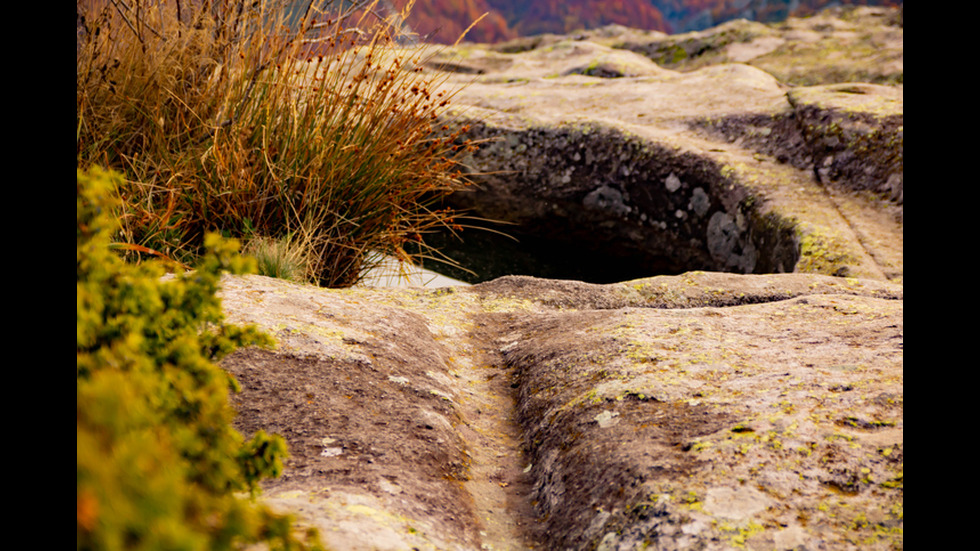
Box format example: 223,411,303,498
215,10,903,549
611,6,903,86
421,6,902,284
218,271,903,550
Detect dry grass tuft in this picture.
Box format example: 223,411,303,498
77,0,481,287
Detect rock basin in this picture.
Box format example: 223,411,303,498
414,6,902,284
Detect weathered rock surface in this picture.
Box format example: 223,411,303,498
420,6,901,284
219,9,903,548
609,6,903,86
219,270,903,550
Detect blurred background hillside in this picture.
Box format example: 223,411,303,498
386,0,902,44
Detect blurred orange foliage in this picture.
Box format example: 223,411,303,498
393,0,901,44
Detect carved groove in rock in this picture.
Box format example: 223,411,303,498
219,272,904,551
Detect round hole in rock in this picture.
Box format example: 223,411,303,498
411,124,801,285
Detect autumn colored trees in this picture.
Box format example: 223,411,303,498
394,0,902,44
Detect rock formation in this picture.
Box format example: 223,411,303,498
419,5,901,285
218,7,903,549
219,270,903,550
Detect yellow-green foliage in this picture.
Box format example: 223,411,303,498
77,166,321,550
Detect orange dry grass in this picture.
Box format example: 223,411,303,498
77,0,480,287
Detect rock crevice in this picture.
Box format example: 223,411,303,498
219,271,903,550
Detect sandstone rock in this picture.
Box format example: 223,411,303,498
216,11,904,549
787,83,903,205
431,39,670,80
218,270,903,550
612,6,903,86
416,6,902,285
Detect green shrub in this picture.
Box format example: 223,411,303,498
76,0,477,287
77,166,321,551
